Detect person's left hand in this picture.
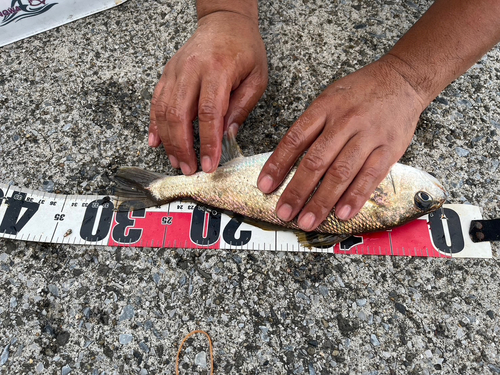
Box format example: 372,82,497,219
257,57,428,231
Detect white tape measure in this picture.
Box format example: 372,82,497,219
0,183,492,258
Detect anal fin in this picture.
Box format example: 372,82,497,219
295,232,350,249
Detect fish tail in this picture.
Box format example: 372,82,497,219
114,167,165,209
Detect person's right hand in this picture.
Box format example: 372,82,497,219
149,11,268,175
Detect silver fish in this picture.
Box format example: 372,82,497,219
115,134,447,244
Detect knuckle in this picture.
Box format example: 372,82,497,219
301,152,325,172
282,128,306,151
198,101,220,122
346,186,371,208
361,166,383,182
327,161,353,184
351,165,389,199
232,106,251,121
251,72,268,90
165,106,185,124
154,103,168,121
311,194,334,215
171,142,189,158
349,183,370,201
284,186,305,205
183,54,199,70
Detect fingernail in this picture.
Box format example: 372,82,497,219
277,203,293,222
336,205,351,221
201,156,212,172
148,133,155,147
258,174,274,193
228,123,238,137
298,212,316,231
169,155,179,168
180,162,192,175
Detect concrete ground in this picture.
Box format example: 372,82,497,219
1,0,499,374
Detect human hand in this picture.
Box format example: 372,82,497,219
257,58,428,231
149,11,268,175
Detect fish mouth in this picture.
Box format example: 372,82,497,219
431,181,448,210
434,181,449,201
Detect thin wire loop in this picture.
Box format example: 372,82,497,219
176,330,214,375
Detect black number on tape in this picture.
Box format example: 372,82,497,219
54,214,65,221
162,216,173,225
428,208,465,254
0,191,39,235
112,201,146,244
80,199,114,242
339,236,363,251
223,216,251,246
190,205,221,246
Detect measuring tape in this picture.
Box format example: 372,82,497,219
0,183,492,258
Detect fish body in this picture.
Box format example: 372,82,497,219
115,135,447,237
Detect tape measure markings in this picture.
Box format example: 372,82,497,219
0,183,493,258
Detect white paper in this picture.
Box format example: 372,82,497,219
0,0,128,47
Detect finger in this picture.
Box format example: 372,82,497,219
276,124,366,224
151,66,180,167
257,105,327,195
161,73,200,175
335,147,394,221
295,136,373,231
198,74,232,173
149,80,166,148
224,71,268,136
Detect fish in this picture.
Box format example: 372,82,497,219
114,133,447,247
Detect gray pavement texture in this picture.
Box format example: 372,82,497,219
1,0,500,374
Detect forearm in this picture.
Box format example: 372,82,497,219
196,0,259,23
382,0,500,107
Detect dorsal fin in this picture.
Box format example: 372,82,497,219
220,131,244,165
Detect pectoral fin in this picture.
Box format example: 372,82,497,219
220,132,244,165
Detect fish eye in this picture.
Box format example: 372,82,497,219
414,191,434,210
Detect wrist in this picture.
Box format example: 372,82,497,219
378,53,436,110
196,0,258,24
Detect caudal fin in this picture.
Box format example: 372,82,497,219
114,167,165,209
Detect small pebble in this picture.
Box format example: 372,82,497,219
119,305,135,321
195,351,207,368
455,147,470,157
370,334,380,346
119,334,133,345
48,284,59,297
0,344,9,366
318,286,329,297
42,180,55,193
139,342,149,353
35,363,44,373
395,303,407,315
